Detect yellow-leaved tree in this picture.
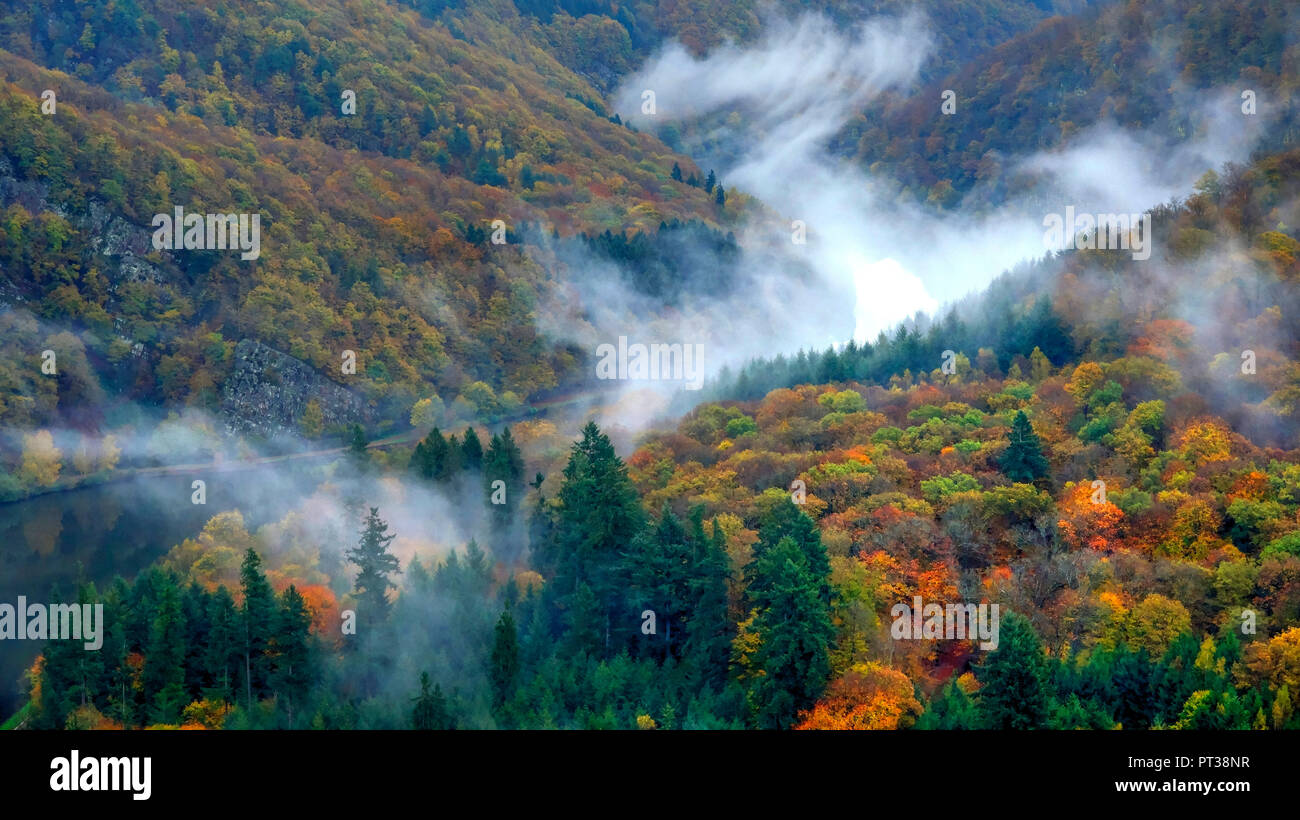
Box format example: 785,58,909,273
20,430,62,488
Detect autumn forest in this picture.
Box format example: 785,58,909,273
1,0,1299,741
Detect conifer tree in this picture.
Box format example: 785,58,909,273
628,504,694,656
747,498,831,604
411,672,453,729
484,426,526,548
417,427,451,481
347,508,402,631
240,549,276,710
489,610,520,713
143,580,187,725
998,410,1049,483
916,678,981,729
547,422,645,655
460,427,484,473
408,439,428,477
272,585,315,725
749,536,834,729
684,517,733,685
978,611,1051,729
205,585,241,703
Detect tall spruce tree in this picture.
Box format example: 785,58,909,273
489,610,520,714
416,427,451,481
547,422,645,656
240,549,276,711
998,410,1050,483
627,504,694,658
272,585,315,725
460,427,484,473
143,580,187,725
684,517,733,686
411,672,454,729
205,585,241,703
977,610,1051,729
747,498,831,605
484,426,526,554
749,536,834,729
347,508,402,631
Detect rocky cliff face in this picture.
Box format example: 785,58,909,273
0,157,165,291
221,339,373,437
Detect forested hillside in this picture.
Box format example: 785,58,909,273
0,0,737,442
841,0,1299,207
5,0,1300,734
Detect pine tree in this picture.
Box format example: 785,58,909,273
181,581,212,698
460,427,484,473
1111,644,1154,729
347,508,401,630
103,578,136,728
414,427,451,481
628,504,694,658
747,498,831,604
489,610,520,714
715,184,726,207
272,585,315,725
684,517,733,686
916,678,981,729
411,672,454,729
205,585,240,703
749,536,834,729
35,583,96,728
527,471,553,560
240,549,276,710
484,426,526,551
143,580,187,725
671,162,683,181
704,169,716,193
977,611,1051,729
564,581,605,656
998,410,1049,483
547,422,645,655
408,439,428,477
